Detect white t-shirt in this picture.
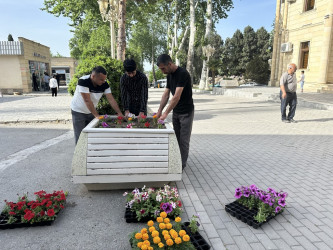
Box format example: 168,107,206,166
49,78,58,88
70,75,111,114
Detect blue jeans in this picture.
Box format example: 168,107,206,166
280,91,297,120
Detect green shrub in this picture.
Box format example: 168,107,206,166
68,55,124,114
244,56,270,85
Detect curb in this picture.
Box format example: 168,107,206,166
0,119,72,125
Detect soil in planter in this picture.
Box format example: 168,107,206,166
182,222,211,250
0,213,56,230
124,208,177,223
225,200,283,229
97,117,166,129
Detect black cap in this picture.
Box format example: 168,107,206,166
123,59,137,72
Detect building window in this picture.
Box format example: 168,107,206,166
305,0,315,11
300,42,310,69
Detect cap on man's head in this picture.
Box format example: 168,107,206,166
123,59,136,72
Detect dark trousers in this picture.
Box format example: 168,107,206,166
71,110,95,144
51,88,57,97
280,91,297,120
172,109,194,169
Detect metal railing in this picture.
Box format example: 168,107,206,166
0,41,24,55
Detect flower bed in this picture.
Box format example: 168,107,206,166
124,185,182,223
225,185,287,229
0,190,67,229
182,222,211,250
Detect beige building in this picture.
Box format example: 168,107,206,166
0,37,51,93
270,0,333,92
51,57,78,86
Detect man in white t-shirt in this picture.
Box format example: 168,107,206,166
70,66,123,144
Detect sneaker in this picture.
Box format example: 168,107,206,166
289,119,297,123
282,119,290,123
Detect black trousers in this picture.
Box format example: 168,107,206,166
51,88,57,97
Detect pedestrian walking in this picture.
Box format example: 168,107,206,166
120,59,148,117
43,73,50,91
49,75,58,97
280,63,298,123
299,70,305,92
55,73,60,90
155,54,194,170
32,72,39,91
70,66,123,144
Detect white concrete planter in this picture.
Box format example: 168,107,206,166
71,116,182,190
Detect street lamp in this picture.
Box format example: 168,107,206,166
97,0,118,59
203,45,215,90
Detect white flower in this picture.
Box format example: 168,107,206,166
156,194,162,202
171,202,176,209
123,192,128,196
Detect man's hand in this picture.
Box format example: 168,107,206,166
125,110,130,118
159,113,168,121
155,111,162,119
282,92,287,99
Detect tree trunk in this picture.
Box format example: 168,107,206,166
175,26,189,65
199,0,213,90
117,0,126,61
187,0,197,85
152,27,156,83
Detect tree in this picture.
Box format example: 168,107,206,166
256,27,272,62
7,34,14,41
117,0,126,60
240,26,257,72
148,67,164,83
51,52,64,57
244,56,270,84
228,29,244,75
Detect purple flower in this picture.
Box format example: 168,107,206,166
101,122,109,128
126,123,132,128
235,190,242,199
243,189,250,197
104,114,108,119
158,120,165,125
279,192,288,199
161,202,173,214
275,206,282,213
140,209,145,214
278,198,286,207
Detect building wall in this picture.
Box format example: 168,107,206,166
0,56,22,89
51,57,78,79
328,35,333,83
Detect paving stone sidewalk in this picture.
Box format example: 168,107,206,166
1,88,333,249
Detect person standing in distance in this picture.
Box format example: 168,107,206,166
280,63,298,123
155,54,194,170
120,59,148,117
49,75,58,97
71,66,123,144
299,70,305,93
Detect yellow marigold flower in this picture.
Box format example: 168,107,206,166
179,230,186,237
99,116,104,119
147,220,154,227
164,218,170,224
160,212,167,218
151,231,159,237
156,217,163,223
175,237,182,244
183,235,190,242
149,226,156,232
141,228,148,234
135,233,143,239
169,229,176,235
166,239,174,246
141,245,148,250
166,223,172,230
171,232,178,239
153,115,157,119
164,234,171,240
137,242,143,248
142,233,149,240
148,247,153,250
159,223,166,229
158,243,164,248
153,236,161,244
143,240,150,246
175,217,181,223
162,230,169,236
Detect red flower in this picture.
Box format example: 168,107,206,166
31,203,40,209
41,199,48,205
46,201,53,208
141,114,147,119
24,210,35,221
24,208,30,213
177,200,182,207
140,209,145,214
47,209,55,217
117,116,123,120
144,122,150,128
160,203,164,209
40,211,45,216
9,212,16,215
60,205,64,209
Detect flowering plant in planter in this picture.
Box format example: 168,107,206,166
1,190,67,224
125,185,182,221
97,114,166,129
129,212,196,250
234,184,287,223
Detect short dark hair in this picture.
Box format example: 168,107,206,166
92,66,107,75
156,54,172,66
301,70,304,73
123,59,137,72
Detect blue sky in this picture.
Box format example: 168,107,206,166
0,0,275,57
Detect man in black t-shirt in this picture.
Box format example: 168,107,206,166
156,54,194,170
70,66,123,144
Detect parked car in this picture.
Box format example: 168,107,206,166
154,79,167,88
239,82,262,87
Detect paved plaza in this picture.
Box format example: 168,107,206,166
0,88,333,249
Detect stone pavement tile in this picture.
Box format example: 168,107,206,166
304,206,326,219
314,242,332,250
202,223,219,238
178,188,189,198
283,213,304,228
299,218,322,233
185,183,196,193
188,190,200,201
291,246,306,250
182,196,193,207
302,213,325,226
232,235,252,250
260,224,281,240
250,242,267,250
218,210,233,223
255,234,278,250
223,222,242,236
210,199,223,211
272,239,293,250
197,211,211,224
285,207,306,220
184,206,196,220
276,230,299,246
297,226,321,242
267,219,285,231
218,228,235,245
294,236,318,249
239,227,259,243
316,231,333,246
318,225,333,237
209,238,226,250
216,194,230,206
192,200,205,212
224,244,239,250
204,204,218,217
200,195,213,206
280,222,303,237
209,215,226,230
